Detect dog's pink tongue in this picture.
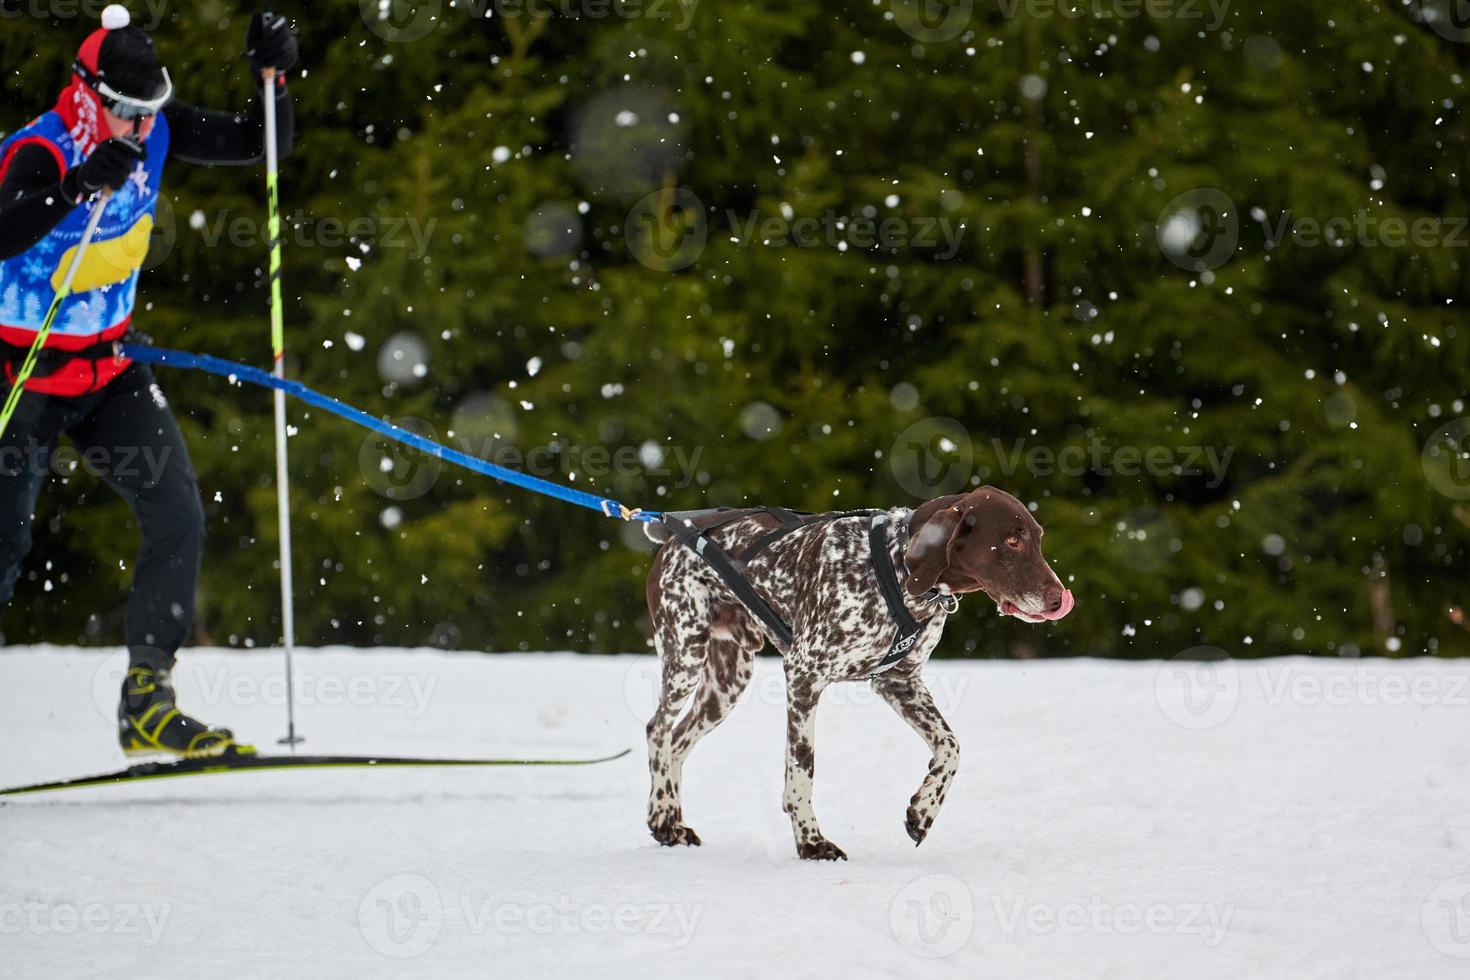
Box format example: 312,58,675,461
1040,589,1075,621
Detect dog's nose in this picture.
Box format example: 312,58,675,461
1045,585,1065,612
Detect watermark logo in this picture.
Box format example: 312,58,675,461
890,0,972,41
1155,646,1239,730
359,874,443,958
1159,188,1470,272
360,417,445,502
890,874,974,958
1418,0,1470,43
1423,417,1470,500
890,417,974,497
361,0,441,42
1423,874,1470,958
626,187,708,271
1156,188,1239,272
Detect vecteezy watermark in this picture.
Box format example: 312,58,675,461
186,209,437,260
886,0,1229,42
357,874,702,958
890,874,975,958
1423,417,1470,500
0,901,171,946
621,654,971,725
990,438,1232,487
888,0,974,41
188,665,439,718
361,418,445,502
1155,646,1240,730
991,895,1234,946
624,188,966,272
997,0,1230,28
1158,188,1470,272
0,0,170,28
360,874,442,959
890,417,974,497
1155,650,1470,732
90,652,440,724
722,209,965,260
888,418,1233,499
624,187,709,272
1416,0,1470,43
359,0,697,43
0,439,172,486
1423,874,1470,958
359,417,705,502
1156,188,1240,273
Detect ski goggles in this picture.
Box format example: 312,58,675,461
74,62,173,120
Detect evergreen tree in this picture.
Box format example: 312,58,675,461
2,0,1465,659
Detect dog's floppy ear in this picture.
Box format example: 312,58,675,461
903,495,967,596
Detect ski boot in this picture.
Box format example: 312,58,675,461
118,665,245,759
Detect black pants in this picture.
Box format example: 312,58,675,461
0,364,204,669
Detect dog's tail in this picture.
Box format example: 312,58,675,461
642,509,737,547
642,519,673,546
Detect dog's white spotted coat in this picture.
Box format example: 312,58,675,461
644,494,1056,860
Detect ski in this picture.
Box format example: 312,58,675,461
0,747,632,797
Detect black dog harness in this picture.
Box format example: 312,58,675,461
657,507,959,673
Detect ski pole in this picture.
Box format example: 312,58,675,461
0,190,112,440
261,63,302,749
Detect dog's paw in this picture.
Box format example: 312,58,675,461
796,839,848,861
650,820,702,848
905,806,935,846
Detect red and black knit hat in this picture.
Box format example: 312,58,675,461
73,5,168,104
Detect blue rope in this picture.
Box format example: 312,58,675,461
121,344,659,523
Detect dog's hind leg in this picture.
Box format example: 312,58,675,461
783,663,845,861
871,669,960,846
646,577,713,848
671,607,760,767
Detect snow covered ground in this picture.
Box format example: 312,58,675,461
2,646,1469,978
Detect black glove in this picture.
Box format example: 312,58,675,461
63,137,146,200
246,11,298,75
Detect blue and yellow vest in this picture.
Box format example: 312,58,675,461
0,110,167,393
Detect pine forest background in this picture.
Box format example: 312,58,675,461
2,0,1468,660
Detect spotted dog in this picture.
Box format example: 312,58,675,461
641,486,1075,861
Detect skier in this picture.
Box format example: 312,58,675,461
0,6,298,758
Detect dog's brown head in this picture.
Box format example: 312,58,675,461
903,487,1074,622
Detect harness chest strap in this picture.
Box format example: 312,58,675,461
661,507,957,670
868,512,958,674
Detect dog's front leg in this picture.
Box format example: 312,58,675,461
872,670,959,846
783,665,846,861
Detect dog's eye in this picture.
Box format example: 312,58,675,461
1004,535,1023,550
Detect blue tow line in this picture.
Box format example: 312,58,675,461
121,344,659,524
